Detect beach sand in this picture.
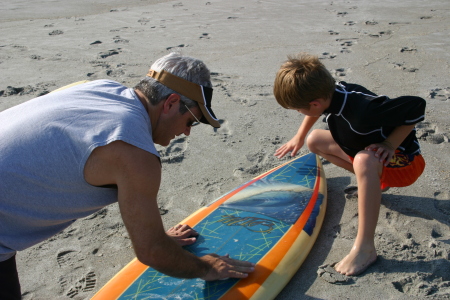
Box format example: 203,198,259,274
1,0,449,299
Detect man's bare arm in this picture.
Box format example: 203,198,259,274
84,141,254,279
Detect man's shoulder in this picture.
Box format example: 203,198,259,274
102,141,159,162
104,141,161,182
88,79,123,87
85,141,161,187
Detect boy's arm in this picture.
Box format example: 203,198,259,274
365,124,416,166
275,115,320,158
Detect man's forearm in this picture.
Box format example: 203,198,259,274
136,234,210,279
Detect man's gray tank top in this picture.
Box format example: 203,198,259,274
0,80,159,261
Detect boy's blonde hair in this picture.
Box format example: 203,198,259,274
273,53,336,109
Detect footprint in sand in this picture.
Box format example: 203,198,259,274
48,30,63,36
98,48,121,59
66,271,97,298
113,36,129,44
137,17,151,25
332,67,351,79
429,87,450,101
215,119,234,145
365,20,378,25
391,62,418,73
416,122,448,144
110,27,129,33
159,136,188,163
368,30,393,38
200,33,210,39
56,249,79,267
11,44,28,51
337,38,357,47
389,22,411,25
392,271,450,298
336,38,358,53
30,54,43,60
166,43,186,50
344,185,358,200
400,46,417,53
234,148,276,179
215,81,258,107
317,263,355,285
106,68,125,78
210,72,238,84
320,52,337,59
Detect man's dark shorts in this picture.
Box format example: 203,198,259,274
0,255,21,300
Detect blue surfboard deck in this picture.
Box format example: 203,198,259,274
93,153,326,300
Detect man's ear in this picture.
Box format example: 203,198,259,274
162,94,181,113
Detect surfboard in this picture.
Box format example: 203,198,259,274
91,152,327,300
51,80,90,93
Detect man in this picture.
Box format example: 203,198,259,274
0,53,255,299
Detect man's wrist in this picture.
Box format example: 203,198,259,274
198,256,212,280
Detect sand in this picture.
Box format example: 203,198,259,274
1,0,449,299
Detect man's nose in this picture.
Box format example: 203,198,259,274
184,126,191,136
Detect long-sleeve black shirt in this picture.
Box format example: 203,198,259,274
324,82,426,157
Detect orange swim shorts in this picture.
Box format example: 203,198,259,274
349,150,426,190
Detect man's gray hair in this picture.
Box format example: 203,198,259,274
134,53,212,113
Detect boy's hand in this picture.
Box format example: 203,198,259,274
275,136,304,159
365,141,395,166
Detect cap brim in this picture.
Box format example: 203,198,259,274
147,69,221,128
198,104,220,128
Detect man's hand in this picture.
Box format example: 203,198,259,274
199,254,255,281
166,224,198,246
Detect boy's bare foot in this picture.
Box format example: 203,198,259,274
334,247,377,276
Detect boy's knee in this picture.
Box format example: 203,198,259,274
306,129,320,153
353,150,381,170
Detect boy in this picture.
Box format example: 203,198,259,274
273,53,426,276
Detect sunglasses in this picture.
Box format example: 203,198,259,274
184,104,200,127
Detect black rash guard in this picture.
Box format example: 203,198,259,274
323,82,426,158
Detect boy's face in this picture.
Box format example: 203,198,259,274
295,105,321,118
296,107,312,116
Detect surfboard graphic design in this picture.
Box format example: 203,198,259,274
92,152,327,300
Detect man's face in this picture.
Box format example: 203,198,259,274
153,96,203,147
